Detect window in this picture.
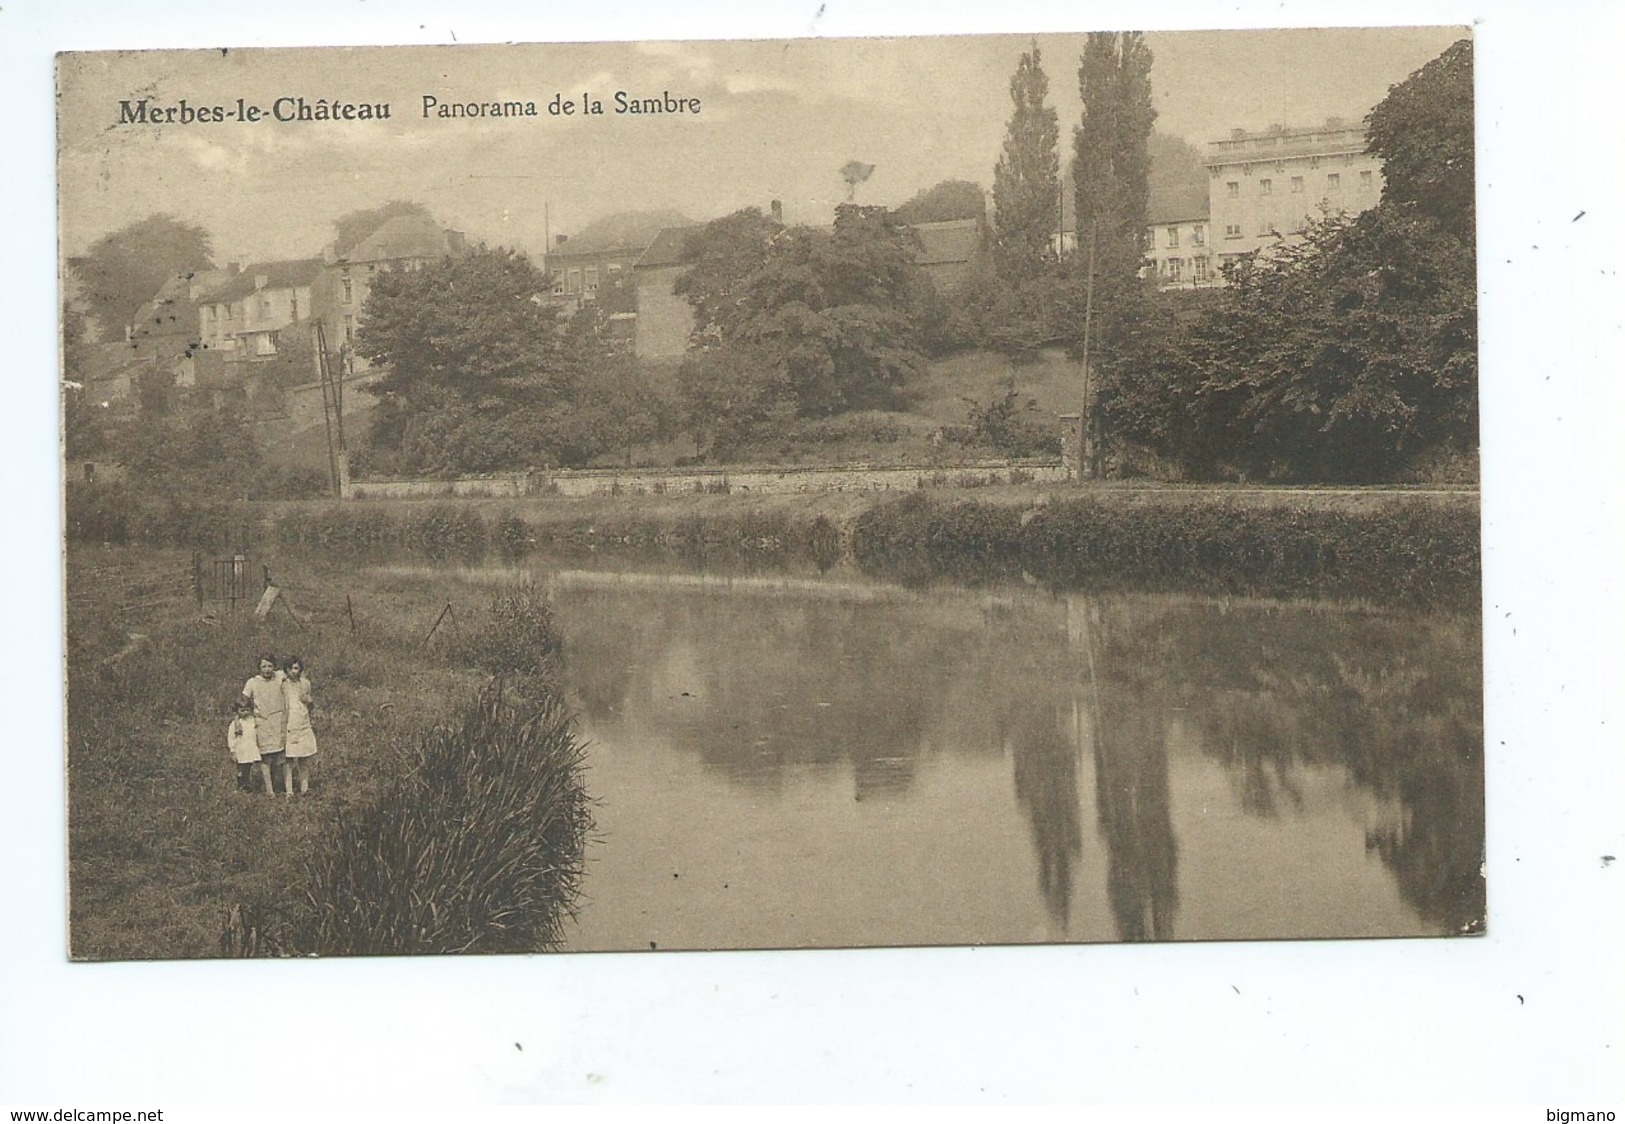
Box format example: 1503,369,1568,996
1260,178,1273,196
1192,225,1205,247
342,278,353,303
1327,173,1341,192
566,268,583,295
551,275,566,296
1291,176,1304,194
1166,226,1179,248
1193,256,1209,283
290,292,299,320
1167,258,1182,282
584,266,600,293
342,314,353,346
1359,170,1373,190
1226,181,1239,198
1310,156,1321,169
259,296,272,318
1224,223,1243,239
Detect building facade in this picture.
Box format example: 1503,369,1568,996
195,259,323,361
1204,119,1384,269
317,212,466,358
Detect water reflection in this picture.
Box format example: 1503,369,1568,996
480,563,1482,946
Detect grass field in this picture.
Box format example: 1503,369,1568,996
65,546,587,959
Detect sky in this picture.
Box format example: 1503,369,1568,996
57,26,1464,267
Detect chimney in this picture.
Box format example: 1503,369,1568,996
254,273,269,290
770,199,784,224
555,234,569,246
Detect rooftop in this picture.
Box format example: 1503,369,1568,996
1205,118,1372,164
334,213,465,264
204,259,325,304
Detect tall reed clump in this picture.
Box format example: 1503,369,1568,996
291,680,590,955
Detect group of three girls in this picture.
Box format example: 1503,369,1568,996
229,653,319,797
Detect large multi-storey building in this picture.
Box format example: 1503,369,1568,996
1204,118,1384,270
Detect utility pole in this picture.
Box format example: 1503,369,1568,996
1078,219,1098,480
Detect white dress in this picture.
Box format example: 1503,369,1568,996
227,716,261,765
283,676,319,760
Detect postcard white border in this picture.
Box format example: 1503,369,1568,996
6,0,1623,1107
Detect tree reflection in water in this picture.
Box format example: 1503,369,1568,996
540,565,1480,943
1007,700,1083,931
1070,596,1180,942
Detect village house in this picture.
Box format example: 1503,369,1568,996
316,211,467,359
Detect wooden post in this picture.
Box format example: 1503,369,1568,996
346,594,356,634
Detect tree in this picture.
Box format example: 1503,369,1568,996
71,214,214,342
992,41,1061,280
356,244,666,473
679,204,931,417
894,180,987,226
1366,39,1474,241
1106,206,1477,482
1100,37,1478,483
1070,30,1157,342
673,207,784,346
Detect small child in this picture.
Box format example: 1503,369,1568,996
227,700,265,793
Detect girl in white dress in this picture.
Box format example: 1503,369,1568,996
240,654,286,797
227,699,263,792
282,656,319,797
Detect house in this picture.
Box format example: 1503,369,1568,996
316,212,467,357
906,217,987,295
631,226,700,362
1145,173,1217,290
543,238,648,313
195,258,324,362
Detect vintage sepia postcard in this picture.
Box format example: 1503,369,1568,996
58,27,1482,961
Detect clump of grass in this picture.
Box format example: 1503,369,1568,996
449,583,564,681
290,679,590,955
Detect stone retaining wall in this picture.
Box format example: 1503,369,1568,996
346,461,1068,500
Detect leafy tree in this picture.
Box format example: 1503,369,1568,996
71,214,214,342
357,246,565,401
675,343,796,461
677,205,932,417
1366,39,1474,240
894,179,987,226
1067,32,1157,474
1070,31,1157,345
992,41,1061,280
1107,208,1476,482
330,201,434,258
673,207,784,346
355,244,671,474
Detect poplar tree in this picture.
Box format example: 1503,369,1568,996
992,41,1061,280
1070,30,1157,341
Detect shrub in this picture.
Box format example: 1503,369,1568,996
291,679,590,955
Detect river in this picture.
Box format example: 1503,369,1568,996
418,558,1484,950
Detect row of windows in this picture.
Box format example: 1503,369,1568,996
1157,257,1211,283
1225,170,1371,198
1163,225,1206,249
1217,153,1359,176
552,261,623,297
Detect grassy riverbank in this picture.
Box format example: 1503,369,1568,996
66,547,590,959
